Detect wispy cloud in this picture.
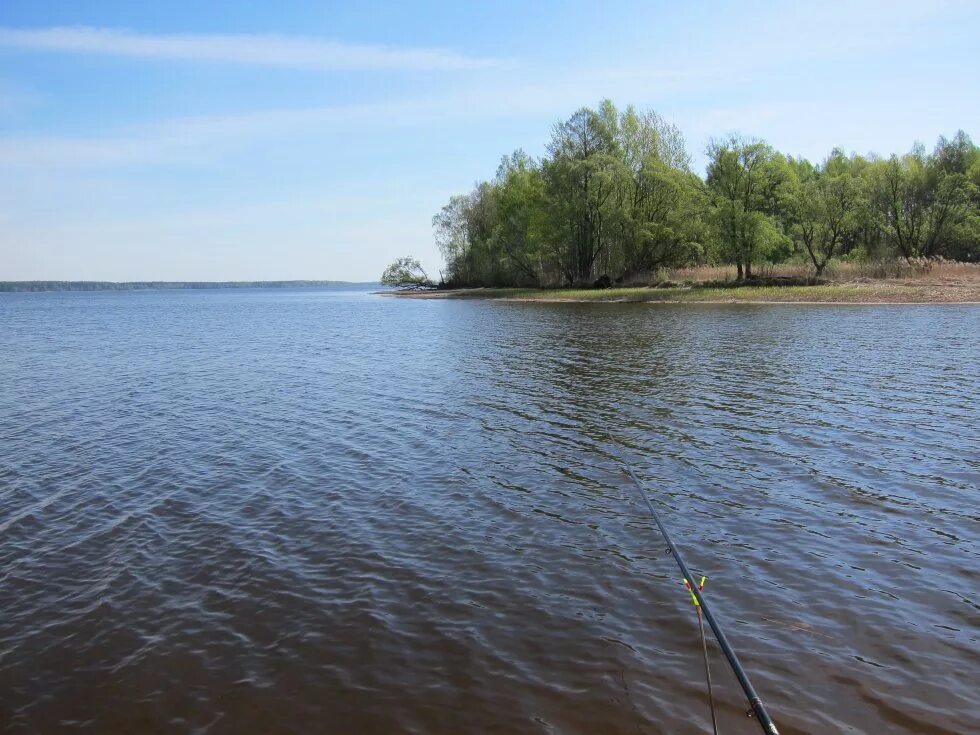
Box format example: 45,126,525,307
0,100,439,167
0,60,710,171
0,72,690,170
0,26,501,71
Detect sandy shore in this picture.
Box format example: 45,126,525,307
381,279,980,305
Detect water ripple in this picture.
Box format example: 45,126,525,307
0,291,977,733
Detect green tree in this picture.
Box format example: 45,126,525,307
786,156,862,275
490,151,548,284
432,195,472,285
869,141,978,261
380,256,433,289
425,102,979,286
543,102,622,283
930,131,980,261
610,106,702,277
706,136,788,278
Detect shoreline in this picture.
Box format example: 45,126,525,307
0,280,375,293
380,281,980,305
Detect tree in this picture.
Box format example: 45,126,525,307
380,256,433,289
786,156,862,276
490,151,548,284
423,101,979,286
706,136,788,278
933,130,977,176
432,195,472,285
462,181,500,284
869,143,978,261
543,102,622,283
611,106,702,278
618,105,690,172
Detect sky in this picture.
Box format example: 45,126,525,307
0,1,977,282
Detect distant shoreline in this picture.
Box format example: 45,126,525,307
383,280,980,305
0,281,378,293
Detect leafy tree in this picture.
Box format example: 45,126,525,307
543,103,622,283
419,102,980,286
611,106,703,277
433,195,472,285
705,136,788,278
380,256,433,289
786,156,862,275
869,144,978,261
490,151,548,284
930,131,980,261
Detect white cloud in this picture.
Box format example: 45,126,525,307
0,102,456,169
0,26,501,71
0,102,408,167
0,69,702,170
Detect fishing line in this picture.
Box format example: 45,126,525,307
620,455,780,735
698,604,719,735
686,575,719,735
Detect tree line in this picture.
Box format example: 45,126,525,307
420,100,978,288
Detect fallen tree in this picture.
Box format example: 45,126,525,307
380,256,435,290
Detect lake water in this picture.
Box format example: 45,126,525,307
0,287,977,734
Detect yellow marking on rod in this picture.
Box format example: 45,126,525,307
684,576,707,607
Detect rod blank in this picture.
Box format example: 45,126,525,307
623,462,780,735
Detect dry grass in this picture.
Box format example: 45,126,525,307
390,275,980,305
389,282,980,304
662,259,980,284
385,259,980,304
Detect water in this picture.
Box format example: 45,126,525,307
1,288,977,734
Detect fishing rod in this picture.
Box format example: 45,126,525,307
623,461,780,735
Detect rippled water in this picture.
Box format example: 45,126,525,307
1,288,978,734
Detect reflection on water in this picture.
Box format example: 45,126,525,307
0,289,977,734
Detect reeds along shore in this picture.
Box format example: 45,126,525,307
664,258,980,284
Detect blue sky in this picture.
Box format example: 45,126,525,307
1,1,977,281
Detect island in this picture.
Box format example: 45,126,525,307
382,100,979,304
